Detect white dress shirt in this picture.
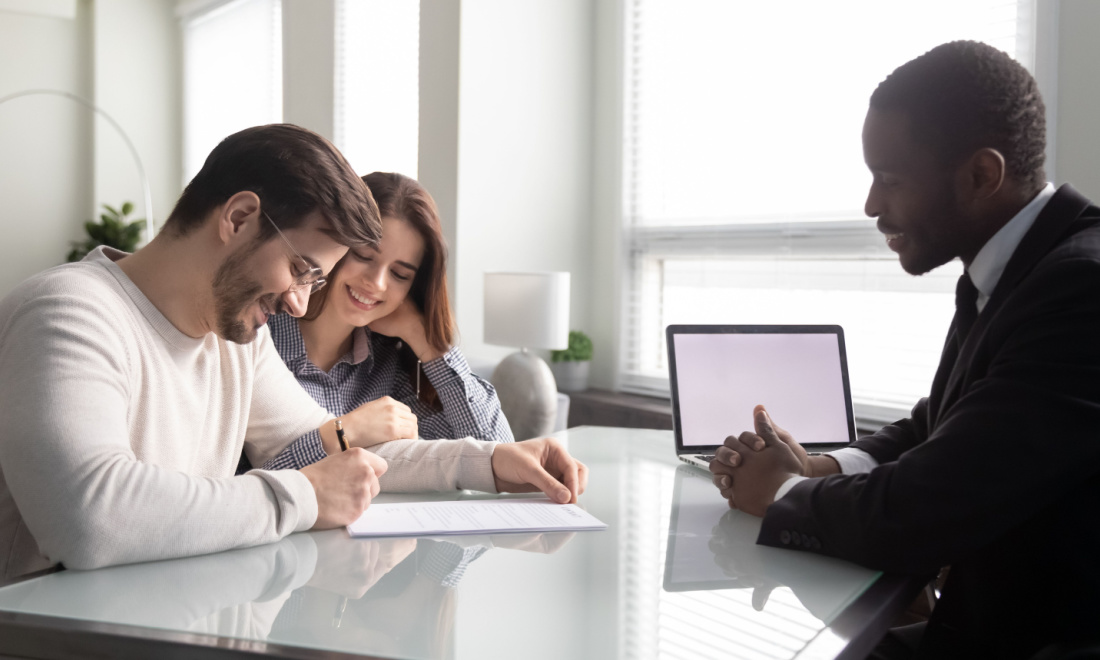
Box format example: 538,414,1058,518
773,183,1057,502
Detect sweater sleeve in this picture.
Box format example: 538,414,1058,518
244,328,332,469
420,348,515,443
0,292,316,571
371,438,498,493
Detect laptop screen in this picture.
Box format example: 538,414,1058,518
667,325,856,451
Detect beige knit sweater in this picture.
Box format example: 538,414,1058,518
0,248,495,580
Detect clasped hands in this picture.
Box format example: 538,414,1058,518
708,404,817,517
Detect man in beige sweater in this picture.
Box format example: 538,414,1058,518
0,125,587,580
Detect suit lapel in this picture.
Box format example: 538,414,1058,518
932,185,1092,428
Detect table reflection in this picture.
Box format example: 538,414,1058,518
650,466,879,659
269,531,575,659
0,528,575,659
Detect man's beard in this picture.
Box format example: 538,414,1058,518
211,247,283,344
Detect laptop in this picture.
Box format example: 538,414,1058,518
666,325,856,470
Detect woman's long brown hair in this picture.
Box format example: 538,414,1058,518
303,172,455,407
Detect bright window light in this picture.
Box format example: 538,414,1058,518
335,0,420,178
182,0,282,185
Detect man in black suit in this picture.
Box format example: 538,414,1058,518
709,41,1100,658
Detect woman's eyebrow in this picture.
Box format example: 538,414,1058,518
395,260,420,271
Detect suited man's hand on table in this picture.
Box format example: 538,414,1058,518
709,405,805,516
491,437,589,504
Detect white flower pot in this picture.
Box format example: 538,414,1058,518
551,360,590,392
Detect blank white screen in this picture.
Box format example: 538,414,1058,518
673,332,852,448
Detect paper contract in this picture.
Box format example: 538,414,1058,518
347,497,608,538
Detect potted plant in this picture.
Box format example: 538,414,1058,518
550,330,593,392
67,202,146,262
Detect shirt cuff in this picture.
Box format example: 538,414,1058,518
421,346,470,388
774,475,809,501
827,447,879,474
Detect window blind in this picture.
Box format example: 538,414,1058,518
621,0,1038,422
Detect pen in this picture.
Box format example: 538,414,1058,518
335,418,349,452
333,595,348,628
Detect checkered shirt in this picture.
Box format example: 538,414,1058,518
261,313,513,471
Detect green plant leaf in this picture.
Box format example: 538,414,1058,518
121,201,134,216
551,330,593,362
103,204,120,217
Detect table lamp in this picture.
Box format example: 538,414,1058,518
484,272,570,440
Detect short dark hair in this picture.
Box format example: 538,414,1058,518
165,124,381,248
870,40,1046,190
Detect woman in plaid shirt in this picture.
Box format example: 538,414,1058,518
256,172,513,471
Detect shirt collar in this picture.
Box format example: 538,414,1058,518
968,182,1056,310
349,326,371,364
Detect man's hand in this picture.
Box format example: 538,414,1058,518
490,531,576,554
342,396,419,448
301,448,388,529
709,406,805,516
491,438,589,504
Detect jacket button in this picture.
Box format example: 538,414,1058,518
811,537,822,550
801,533,812,547
779,530,791,545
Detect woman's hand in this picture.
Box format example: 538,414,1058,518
342,396,419,448
367,299,444,362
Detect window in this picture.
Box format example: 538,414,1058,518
182,0,283,184
335,0,420,178
622,0,1038,423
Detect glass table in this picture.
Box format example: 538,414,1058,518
0,427,921,659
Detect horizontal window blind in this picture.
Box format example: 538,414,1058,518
622,0,1036,422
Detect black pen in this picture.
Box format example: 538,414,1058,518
335,418,349,452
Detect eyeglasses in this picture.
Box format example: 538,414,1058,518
262,211,327,293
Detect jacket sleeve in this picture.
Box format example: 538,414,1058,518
759,256,1100,574
849,397,930,464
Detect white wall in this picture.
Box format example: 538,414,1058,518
588,0,624,390
93,0,182,237
0,0,181,297
1053,0,1100,195
449,0,595,366
283,0,335,141
0,2,93,295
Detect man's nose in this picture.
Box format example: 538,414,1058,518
864,184,881,219
282,287,310,318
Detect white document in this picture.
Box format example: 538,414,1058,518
347,497,608,537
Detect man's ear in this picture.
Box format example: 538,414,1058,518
963,148,1006,202
216,192,262,246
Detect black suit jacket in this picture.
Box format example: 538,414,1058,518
759,185,1100,658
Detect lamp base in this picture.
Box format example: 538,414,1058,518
491,350,559,441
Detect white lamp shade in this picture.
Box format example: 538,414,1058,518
484,272,570,350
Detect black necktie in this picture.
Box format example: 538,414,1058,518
955,271,979,344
